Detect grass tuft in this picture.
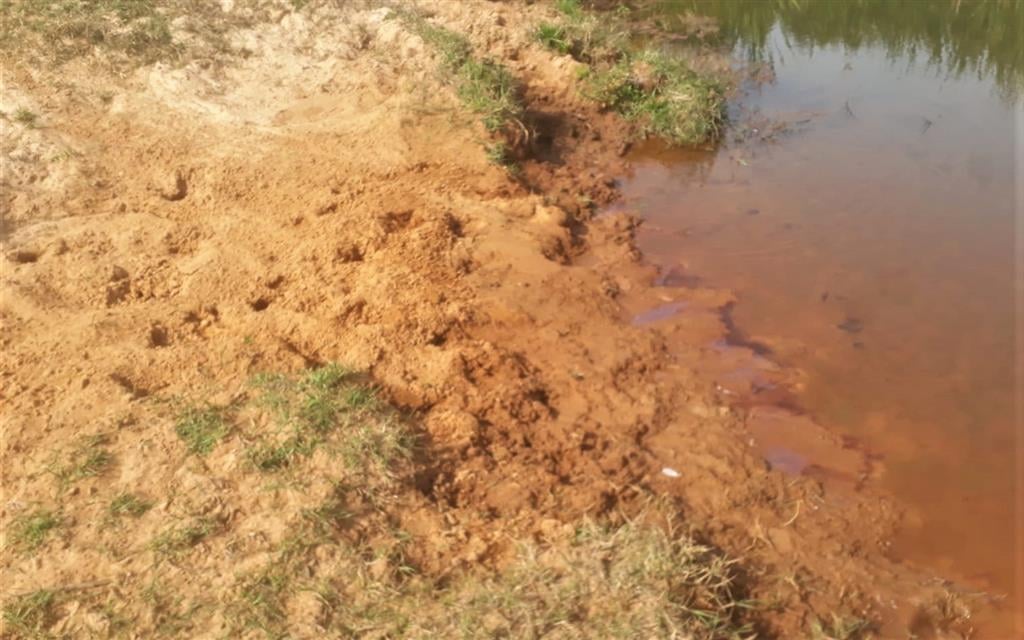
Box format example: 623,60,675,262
108,492,154,520
396,9,523,135
2,589,58,639
811,613,872,640
229,568,291,637
485,140,516,170
149,517,216,556
555,0,584,19
8,510,60,553
174,403,229,456
535,23,571,54
48,434,113,488
300,492,355,539
12,107,38,127
140,579,199,636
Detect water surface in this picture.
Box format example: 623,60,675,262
622,0,1021,628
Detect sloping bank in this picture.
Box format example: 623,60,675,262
0,0,980,638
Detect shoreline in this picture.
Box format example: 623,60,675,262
0,1,1010,637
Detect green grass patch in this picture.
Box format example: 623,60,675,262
536,0,629,64
537,1,725,146
2,589,58,639
174,403,229,456
0,0,174,65
396,9,524,135
582,49,725,146
8,510,60,553
246,364,413,478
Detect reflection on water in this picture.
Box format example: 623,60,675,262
622,0,1021,632
643,0,1024,98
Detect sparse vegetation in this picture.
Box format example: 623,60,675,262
108,492,154,519
8,510,60,553
396,7,525,150
485,140,519,171
48,434,113,488
0,363,786,637
229,514,758,638
555,0,585,20
12,107,38,127
0,0,174,65
427,519,757,639
174,403,229,455
140,579,200,636
811,613,872,640
0,0,274,69
229,567,292,637
2,589,58,639
149,517,216,556
246,364,413,477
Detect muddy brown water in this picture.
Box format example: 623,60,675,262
618,0,1022,633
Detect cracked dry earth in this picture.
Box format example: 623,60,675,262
0,1,994,638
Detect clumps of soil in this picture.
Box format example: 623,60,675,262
0,365,758,638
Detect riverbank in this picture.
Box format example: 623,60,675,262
0,1,1000,637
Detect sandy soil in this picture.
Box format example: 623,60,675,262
0,1,998,638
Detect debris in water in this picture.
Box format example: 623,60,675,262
632,301,688,326
837,317,864,334
764,447,808,476
661,467,681,478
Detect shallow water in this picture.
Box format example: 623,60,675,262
623,0,1021,627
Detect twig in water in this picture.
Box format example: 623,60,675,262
782,499,802,527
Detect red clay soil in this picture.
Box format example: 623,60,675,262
0,1,1006,637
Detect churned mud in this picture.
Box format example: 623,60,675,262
0,1,1003,638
